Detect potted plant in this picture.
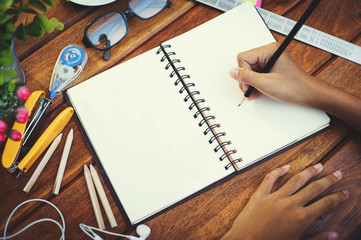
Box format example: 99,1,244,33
0,0,63,142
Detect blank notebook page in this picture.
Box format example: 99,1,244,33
162,2,330,167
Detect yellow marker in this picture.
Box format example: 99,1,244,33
2,91,45,170
18,107,74,174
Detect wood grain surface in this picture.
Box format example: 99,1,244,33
0,0,360,239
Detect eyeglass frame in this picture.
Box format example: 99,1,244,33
82,0,172,59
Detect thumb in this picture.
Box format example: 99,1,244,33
303,231,339,240
230,67,269,91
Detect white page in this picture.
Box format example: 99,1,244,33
67,48,234,224
163,2,330,168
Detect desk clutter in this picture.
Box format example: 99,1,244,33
2,0,360,238
2,44,86,176
0,198,151,240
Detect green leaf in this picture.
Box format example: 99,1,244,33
42,0,55,8
0,32,13,41
0,52,13,67
5,8,18,15
0,12,9,24
25,21,45,38
15,23,26,41
0,0,13,10
24,8,38,14
8,79,16,92
49,17,58,24
0,72,4,85
10,78,19,84
45,23,54,33
49,17,63,31
34,14,50,31
0,42,11,52
6,22,15,32
4,69,17,78
55,22,63,31
30,1,47,13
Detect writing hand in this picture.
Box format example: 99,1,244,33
230,42,328,105
230,42,361,132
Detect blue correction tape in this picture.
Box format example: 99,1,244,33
49,45,87,100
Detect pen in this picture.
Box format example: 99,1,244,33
238,0,322,106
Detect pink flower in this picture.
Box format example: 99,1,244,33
0,120,7,133
16,107,29,123
0,133,7,142
16,87,31,101
10,130,22,141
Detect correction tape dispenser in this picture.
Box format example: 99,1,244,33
49,45,87,100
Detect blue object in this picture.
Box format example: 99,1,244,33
60,45,86,67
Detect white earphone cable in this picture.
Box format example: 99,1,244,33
1,199,150,240
0,199,66,240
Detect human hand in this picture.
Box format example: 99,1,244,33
229,42,330,106
221,164,349,240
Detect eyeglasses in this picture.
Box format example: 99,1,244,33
82,0,172,61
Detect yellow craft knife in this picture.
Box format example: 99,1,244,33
16,107,74,177
2,91,50,171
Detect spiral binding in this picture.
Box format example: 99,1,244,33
156,44,241,171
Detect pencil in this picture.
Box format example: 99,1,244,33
53,128,73,195
89,164,118,228
23,133,63,193
84,164,105,229
238,0,322,106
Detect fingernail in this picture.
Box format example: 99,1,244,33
333,170,342,178
313,163,323,170
281,165,290,171
230,68,239,79
241,83,247,92
328,232,338,240
342,190,350,198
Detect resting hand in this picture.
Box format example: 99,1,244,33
221,164,349,240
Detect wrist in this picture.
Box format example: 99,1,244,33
302,76,333,110
222,228,253,240
222,231,239,240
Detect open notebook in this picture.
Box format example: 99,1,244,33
65,2,330,228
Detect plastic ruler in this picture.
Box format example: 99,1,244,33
195,0,361,65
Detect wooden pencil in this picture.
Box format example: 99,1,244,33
89,164,118,228
239,0,322,106
84,164,105,229
23,133,63,193
53,128,73,195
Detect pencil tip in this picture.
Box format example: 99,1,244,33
238,96,247,107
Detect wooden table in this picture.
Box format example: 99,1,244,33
1,0,361,239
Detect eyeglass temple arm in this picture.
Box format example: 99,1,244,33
103,40,111,61
82,35,92,48
131,1,172,14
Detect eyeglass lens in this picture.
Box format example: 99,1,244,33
129,0,168,19
87,12,127,50
85,0,169,60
